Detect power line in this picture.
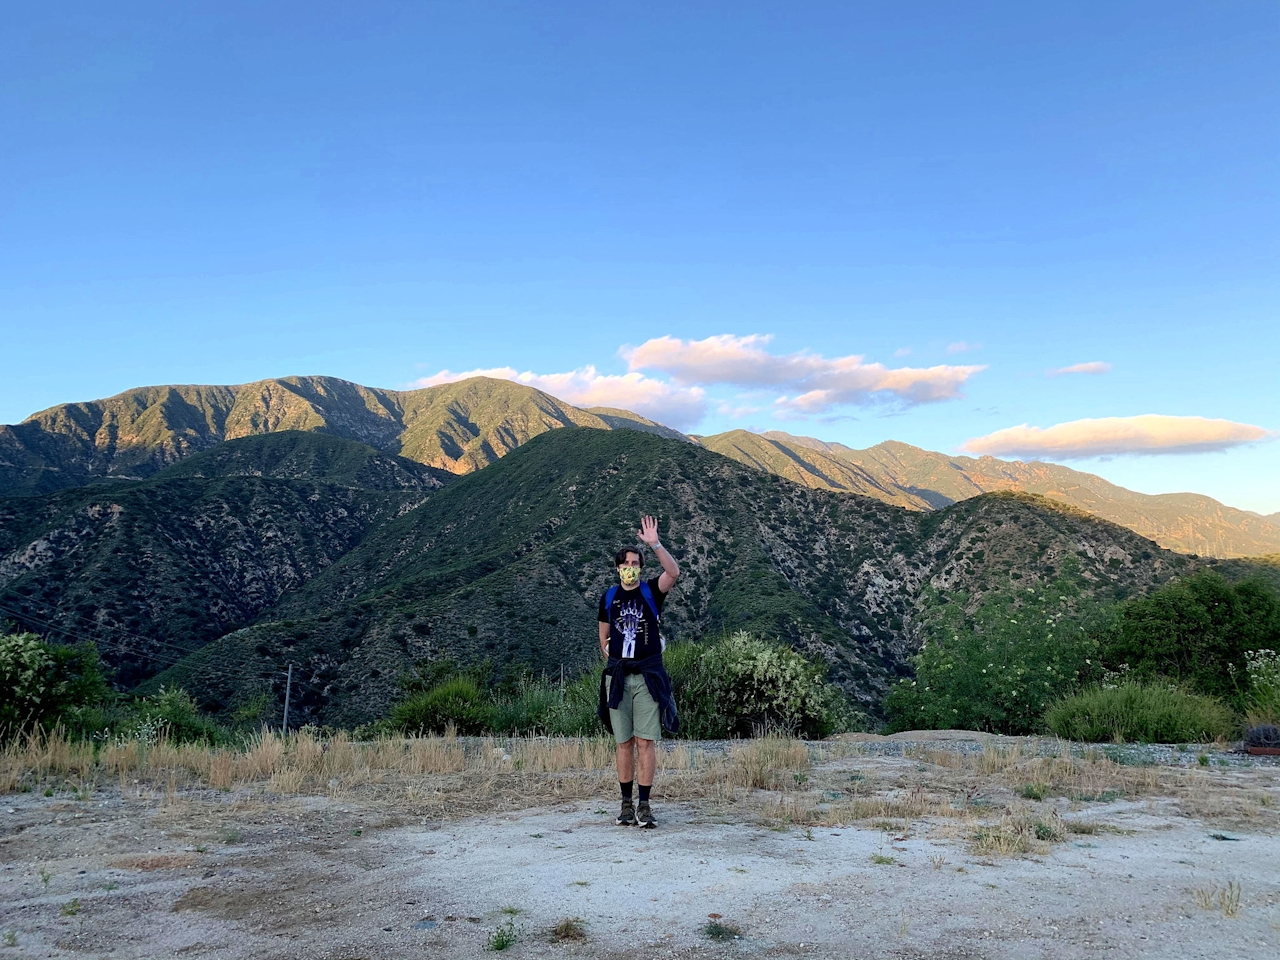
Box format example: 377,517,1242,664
0,601,204,670
0,599,322,698
0,597,263,668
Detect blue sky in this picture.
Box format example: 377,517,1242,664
2,2,1277,512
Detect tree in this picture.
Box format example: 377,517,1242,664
1100,572,1280,703
0,632,108,737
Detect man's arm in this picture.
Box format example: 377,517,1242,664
638,514,680,594
599,620,610,658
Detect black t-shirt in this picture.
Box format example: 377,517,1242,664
598,577,667,660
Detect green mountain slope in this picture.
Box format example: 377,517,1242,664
143,430,1187,727
160,430,452,490
0,376,654,496
0,434,435,685
701,432,1280,559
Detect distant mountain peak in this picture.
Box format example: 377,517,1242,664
0,375,711,502
705,428,1280,558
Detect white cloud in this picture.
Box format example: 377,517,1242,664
961,414,1273,459
715,401,762,418
893,346,913,357
1048,361,1113,377
946,341,977,354
411,366,706,428
413,366,522,388
624,334,984,414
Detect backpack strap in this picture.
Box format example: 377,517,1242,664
604,583,660,622
638,580,660,623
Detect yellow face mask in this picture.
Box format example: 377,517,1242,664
618,565,641,587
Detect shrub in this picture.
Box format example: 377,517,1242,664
0,633,109,738
379,633,852,740
1044,682,1235,743
132,686,231,745
492,675,597,736
886,571,1102,735
666,632,850,739
390,676,496,735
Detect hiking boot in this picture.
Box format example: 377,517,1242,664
615,799,636,826
636,801,656,829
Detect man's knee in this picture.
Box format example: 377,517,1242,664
635,737,655,752
617,737,635,749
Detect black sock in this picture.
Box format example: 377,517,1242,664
638,784,651,803
620,781,633,800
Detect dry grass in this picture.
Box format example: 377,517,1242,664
551,917,587,942
3,729,1276,847
1195,881,1243,918
720,737,811,790
972,809,1067,855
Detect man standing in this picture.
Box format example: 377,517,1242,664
598,515,680,828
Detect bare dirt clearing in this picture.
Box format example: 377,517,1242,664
2,732,1278,959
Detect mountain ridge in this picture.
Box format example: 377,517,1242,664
0,376,627,495
701,431,1280,559
3,376,1274,558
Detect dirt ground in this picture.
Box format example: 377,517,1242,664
2,735,1279,960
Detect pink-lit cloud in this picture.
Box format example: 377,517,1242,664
623,334,984,414
1048,361,1113,377
412,366,705,428
961,414,1273,459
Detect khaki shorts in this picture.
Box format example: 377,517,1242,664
609,672,663,744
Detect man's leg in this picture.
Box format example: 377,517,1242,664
635,737,656,789
615,737,636,784
631,679,662,828
610,675,637,826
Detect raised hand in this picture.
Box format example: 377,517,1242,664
638,515,660,546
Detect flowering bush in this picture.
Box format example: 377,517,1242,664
1245,648,1280,723
130,686,230,745
885,576,1103,735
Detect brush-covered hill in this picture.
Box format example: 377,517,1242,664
140,429,1188,727
695,430,931,510
158,429,454,490
0,375,686,497
0,433,440,685
699,432,1280,559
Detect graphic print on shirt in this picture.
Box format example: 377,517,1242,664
616,599,643,659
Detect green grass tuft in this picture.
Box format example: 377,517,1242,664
1044,682,1234,743
702,919,742,941
486,919,518,951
